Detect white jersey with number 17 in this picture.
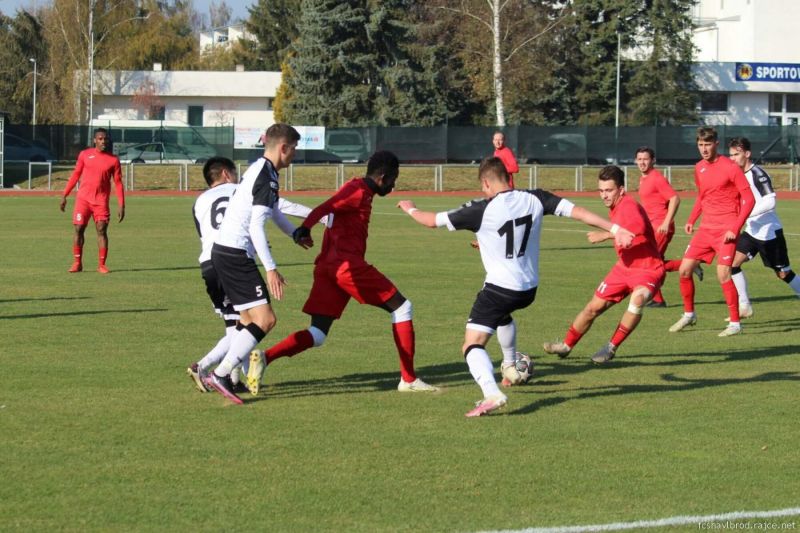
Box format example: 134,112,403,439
435,189,574,291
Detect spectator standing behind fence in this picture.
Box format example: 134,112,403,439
493,132,518,189
59,128,125,274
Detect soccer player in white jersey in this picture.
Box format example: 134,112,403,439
203,123,313,404
397,157,634,417
728,137,800,314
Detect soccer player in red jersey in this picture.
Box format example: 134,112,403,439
250,151,438,393
634,146,688,307
493,131,519,189
59,128,124,274
669,127,755,337
543,166,665,364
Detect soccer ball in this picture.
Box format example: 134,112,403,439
514,352,533,383
501,351,534,386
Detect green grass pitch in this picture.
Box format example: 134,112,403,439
1,194,798,532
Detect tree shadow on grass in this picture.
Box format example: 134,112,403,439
0,296,91,303
0,308,169,320
508,371,800,416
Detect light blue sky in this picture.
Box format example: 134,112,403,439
0,0,251,23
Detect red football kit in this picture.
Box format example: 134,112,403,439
300,178,397,318
494,146,518,189
595,194,665,303
64,148,124,224
637,168,677,256
685,155,755,266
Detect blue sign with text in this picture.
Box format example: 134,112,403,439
736,63,800,82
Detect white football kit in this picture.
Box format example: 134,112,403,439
743,165,782,241
435,189,575,291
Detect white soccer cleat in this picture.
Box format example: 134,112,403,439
718,323,742,337
397,378,439,392
543,340,571,358
465,394,507,417
591,343,617,364
245,350,266,396
669,315,697,332
500,361,522,387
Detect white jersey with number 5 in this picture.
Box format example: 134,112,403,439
193,182,239,263
435,189,574,291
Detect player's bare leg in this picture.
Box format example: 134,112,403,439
95,220,110,274
670,258,700,332
593,287,650,364
69,224,86,272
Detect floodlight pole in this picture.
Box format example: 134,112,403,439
29,58,37,139
614,30,621,163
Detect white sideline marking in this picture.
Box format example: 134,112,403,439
476,507,800,533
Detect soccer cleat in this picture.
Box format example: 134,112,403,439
646,300,667,308
245,350,266,396
68,262,83,273
397,378,439,392
543,340,571,359
465,394,507,418
718,323,742,337
203,372,244,405
187,363,209,393
97,264,109,274
591,343,617,364
693,264,704,281
668,315,697,332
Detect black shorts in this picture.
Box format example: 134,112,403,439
210,244,270,310
737,229,790,270
467,283,537,332
200,261,239,320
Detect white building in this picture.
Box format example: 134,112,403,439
199,24,255,54
91,67,280,148
692,0,800,125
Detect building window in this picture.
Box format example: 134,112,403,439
266,98,273,111
787,94,800,113
699,92,728,112
769,93,783,113
188,106,204,126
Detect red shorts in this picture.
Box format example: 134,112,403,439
302,259,398,319
595,263,665,303
684,228,737,267
654,226,675,258
73,198,110,225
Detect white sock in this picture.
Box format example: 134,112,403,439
788,274,800,297
732,271,750,306
215,329,259,377
198,326,237,371
684,311,696,318
496,320,517,365
465,347,501,398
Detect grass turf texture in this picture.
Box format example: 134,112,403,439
1,194,798,532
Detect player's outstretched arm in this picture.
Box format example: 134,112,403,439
397,200,438,228
570,206,634,248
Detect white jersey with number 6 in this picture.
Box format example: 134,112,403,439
435,189,574,291
193,182,239,263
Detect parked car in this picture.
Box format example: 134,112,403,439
326,129,370,162
3,133,55,162
116,142,213,164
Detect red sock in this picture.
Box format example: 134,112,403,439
679,276,695,313
392,320,416,383
265,330,314,364
663,259,681,272
99,247,108,266
722,279,740,322
72,245,83,263
564,325,583,349
610,323,632,347
651,290,665,304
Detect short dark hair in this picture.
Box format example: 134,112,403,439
264,123,300,148
203,156,236,186
728,136,751,152
478,157,510,183
696,126,718,142
598,165,625,187
94,128,108,137
366,150,399,179
635,146,655,159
